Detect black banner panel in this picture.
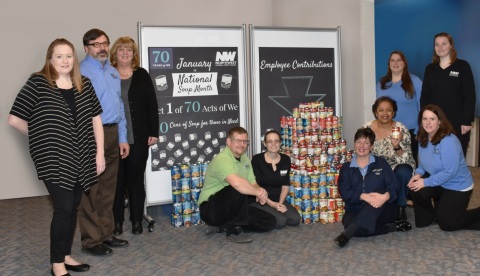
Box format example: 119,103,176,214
250,27,341,154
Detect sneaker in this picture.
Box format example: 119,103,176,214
333,233,349,248
396,220,412,232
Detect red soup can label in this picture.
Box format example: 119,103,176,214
327,198,336,211
329,185,338,198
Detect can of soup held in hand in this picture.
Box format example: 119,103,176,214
391,126,400,139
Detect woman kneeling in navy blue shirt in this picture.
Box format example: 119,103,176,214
408,104,480,230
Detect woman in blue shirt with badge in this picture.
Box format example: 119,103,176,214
408,104,480,231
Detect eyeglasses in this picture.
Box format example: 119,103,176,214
232,138,250,145
266,139,281,144
87,41,110,48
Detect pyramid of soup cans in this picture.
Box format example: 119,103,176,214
170,162,206,227
282,102,351,224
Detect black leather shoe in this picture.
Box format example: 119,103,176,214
65,263,90,272
113,222,123,236
132,222,143,235
334,233,349,248
396,220,412,232
51,268,71,276
84,244,113,256
103,237,129,248
226,226,242,236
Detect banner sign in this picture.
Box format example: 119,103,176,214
139,25,247,172
250,26,342,154
148,46,241,169
258,47,336,135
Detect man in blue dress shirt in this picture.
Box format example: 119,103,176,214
78,28,130,256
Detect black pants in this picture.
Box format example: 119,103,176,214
453,125,470,158
343,203,398,237
199,186,276,232
113,143,149,223
410,186,480,231
249,200,301,229
44,180,83,263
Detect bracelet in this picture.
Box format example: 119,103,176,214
394,146,402,151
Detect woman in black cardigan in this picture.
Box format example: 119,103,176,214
110,37,159,235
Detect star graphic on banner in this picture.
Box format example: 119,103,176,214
269,76,326,116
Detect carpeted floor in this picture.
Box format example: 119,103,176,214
2,168,480,275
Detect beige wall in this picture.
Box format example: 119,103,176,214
0,0,375,199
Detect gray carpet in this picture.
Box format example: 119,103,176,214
2,168,480,275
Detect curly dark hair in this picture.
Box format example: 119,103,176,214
372,96,398,119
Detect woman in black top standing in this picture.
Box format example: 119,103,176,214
420,32,476,157
110,37,159,235
9,38,104,276
251,129,300,228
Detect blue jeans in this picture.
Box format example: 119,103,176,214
394,164,413,207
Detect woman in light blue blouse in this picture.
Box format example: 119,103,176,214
408,104,480,231
377,51,422,165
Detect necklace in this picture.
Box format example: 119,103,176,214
119,68,132,78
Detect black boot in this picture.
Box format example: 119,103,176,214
334,233,349,248
132,222,143,235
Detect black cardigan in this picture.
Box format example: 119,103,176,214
126,67,159,145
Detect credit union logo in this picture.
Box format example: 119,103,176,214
215,51,237,66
